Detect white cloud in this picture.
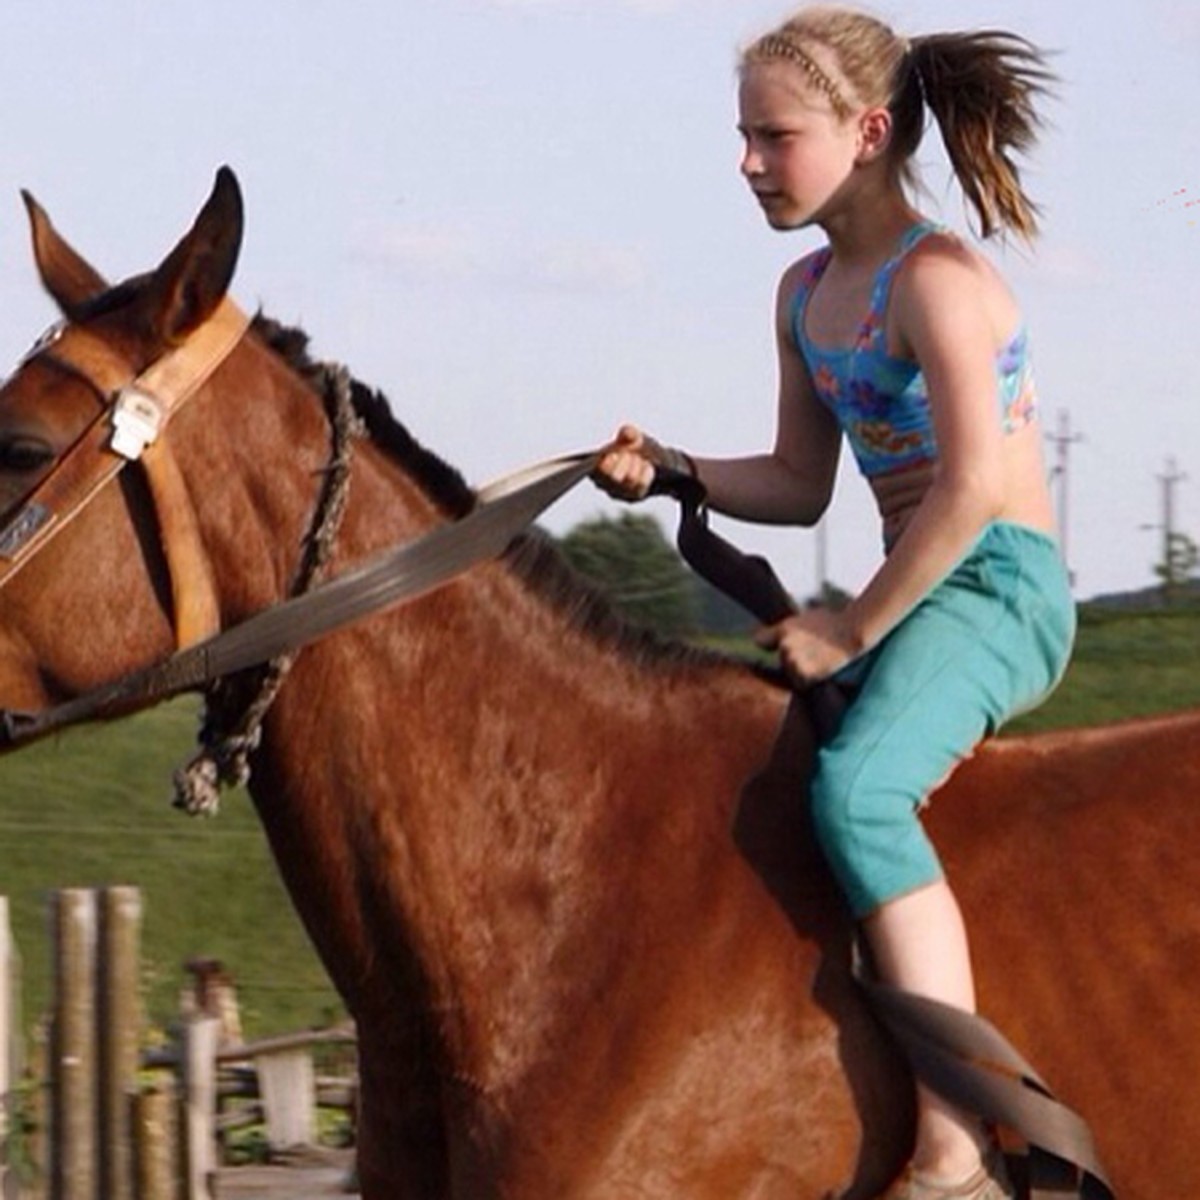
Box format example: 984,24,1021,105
1000,238,1109,291
352,223,650,294
366,226,483,278
1034,243,1109,287
531,241,648,291
1153,2,1200,46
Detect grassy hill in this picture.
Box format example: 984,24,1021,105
1005,604,1200,732
1,603,1198,1038
0,699,339,1040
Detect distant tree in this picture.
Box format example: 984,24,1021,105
558,513,699,637
1154,530,1199,602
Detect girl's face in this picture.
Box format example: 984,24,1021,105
737,60,864,230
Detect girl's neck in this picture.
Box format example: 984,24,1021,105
819,189,923,268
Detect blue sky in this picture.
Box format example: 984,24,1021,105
1,0,1196,600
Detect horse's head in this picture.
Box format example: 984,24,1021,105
0,168,248,719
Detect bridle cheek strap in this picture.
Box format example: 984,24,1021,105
0,298,250,649
139,436,221,648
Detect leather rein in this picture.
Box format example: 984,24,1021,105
0,299,604,748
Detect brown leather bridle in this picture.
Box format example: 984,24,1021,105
0,298,251,648
0,298,600,749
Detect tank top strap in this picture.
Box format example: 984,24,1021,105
864,221,945,338
788,246,833,349
796,245,833,299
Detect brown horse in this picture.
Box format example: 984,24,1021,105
0,169,1195,1199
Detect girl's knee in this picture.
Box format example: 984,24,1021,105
809,750,942,917
809,749,874,890
809,754,857,856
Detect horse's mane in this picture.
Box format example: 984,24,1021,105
251,315,477,521
252,315,749,677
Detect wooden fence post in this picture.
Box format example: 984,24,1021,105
256,1048,316,1152
99,887,142,1200
50,889,97,1200
1,896,15,1200
132,1075,178,1200
181,1016,219,1200
22,1022,48,1200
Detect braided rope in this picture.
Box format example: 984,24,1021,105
172,364,364,816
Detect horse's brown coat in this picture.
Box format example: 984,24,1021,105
0,171,1193,1198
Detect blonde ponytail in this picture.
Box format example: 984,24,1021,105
908,32,1055,240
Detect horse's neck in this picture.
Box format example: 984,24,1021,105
183,352,448,622
247,521,787,1088
193,358,795,1089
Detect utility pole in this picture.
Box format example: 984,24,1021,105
1157,457,1187,558
1046,408,1083,585
1156,457,1190,599
814,518,828,604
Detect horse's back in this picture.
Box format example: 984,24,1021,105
928,711,1200,1195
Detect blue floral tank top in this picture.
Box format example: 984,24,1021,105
789,223,1037,479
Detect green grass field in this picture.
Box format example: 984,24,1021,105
1006,605,1200,732
0,699,339,1040
1,603,1197,1038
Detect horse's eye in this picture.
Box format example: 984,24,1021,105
0,435,54,473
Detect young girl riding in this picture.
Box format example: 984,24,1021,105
594,7,1074,1198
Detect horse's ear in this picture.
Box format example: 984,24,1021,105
139,166,244,347
22,190,110,319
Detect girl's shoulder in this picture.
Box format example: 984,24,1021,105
780,244,833,294
890,227,1024,349
901,225,977,272
893,227,1008,306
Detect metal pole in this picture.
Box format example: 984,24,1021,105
1047,409,1083,585
815,519,828,603
1157,457,1188,598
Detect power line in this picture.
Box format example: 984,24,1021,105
1139,456,1193,594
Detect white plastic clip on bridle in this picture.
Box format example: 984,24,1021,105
110,387,164,460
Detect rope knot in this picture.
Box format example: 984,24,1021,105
172,741,251,817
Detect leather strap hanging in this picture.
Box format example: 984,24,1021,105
858,970,1114,1198
139,435,222,648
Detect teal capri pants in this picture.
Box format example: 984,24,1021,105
811,521,1076,918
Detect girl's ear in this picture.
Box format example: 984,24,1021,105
856,107,894,164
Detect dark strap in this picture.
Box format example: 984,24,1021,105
649,467,1115,1200
648,467,852,741
859,972,1114,1198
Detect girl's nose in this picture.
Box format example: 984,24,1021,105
740,143,763,178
